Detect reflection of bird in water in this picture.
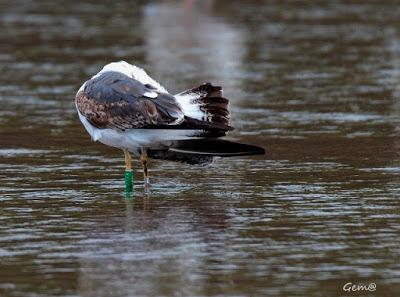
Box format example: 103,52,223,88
75,61,264,184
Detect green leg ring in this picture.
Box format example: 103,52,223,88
124,170,134,192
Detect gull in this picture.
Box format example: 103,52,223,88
75,61,264,185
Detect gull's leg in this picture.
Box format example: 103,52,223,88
123,149,134,192
124,149,132,170
140,147,150,185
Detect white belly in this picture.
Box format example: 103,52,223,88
78,111,200,153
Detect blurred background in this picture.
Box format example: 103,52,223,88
1,0,400,296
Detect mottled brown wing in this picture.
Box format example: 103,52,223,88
75,71,183,130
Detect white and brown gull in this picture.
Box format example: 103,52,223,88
75,61,264,184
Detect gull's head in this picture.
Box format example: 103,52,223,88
98,61,140,79
77,61,134,94
76,61,168,96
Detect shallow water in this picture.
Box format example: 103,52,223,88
1,1,400,296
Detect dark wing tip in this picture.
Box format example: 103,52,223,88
168,139,265,157
201,82,223,97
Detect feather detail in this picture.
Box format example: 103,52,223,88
175,83,230,126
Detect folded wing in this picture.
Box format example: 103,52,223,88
76,71,233,137
75,71,184,130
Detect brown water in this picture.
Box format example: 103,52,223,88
1,1,400,296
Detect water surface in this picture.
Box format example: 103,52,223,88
1,1,400,296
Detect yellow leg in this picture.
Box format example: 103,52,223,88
123,149,134,192
124,149,132,170
140,148,149,184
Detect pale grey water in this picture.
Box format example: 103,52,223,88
1,1,400,296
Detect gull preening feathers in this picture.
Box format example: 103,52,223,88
75,61,264,184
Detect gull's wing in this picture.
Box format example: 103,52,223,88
75,71,184,130
148,139,265,165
